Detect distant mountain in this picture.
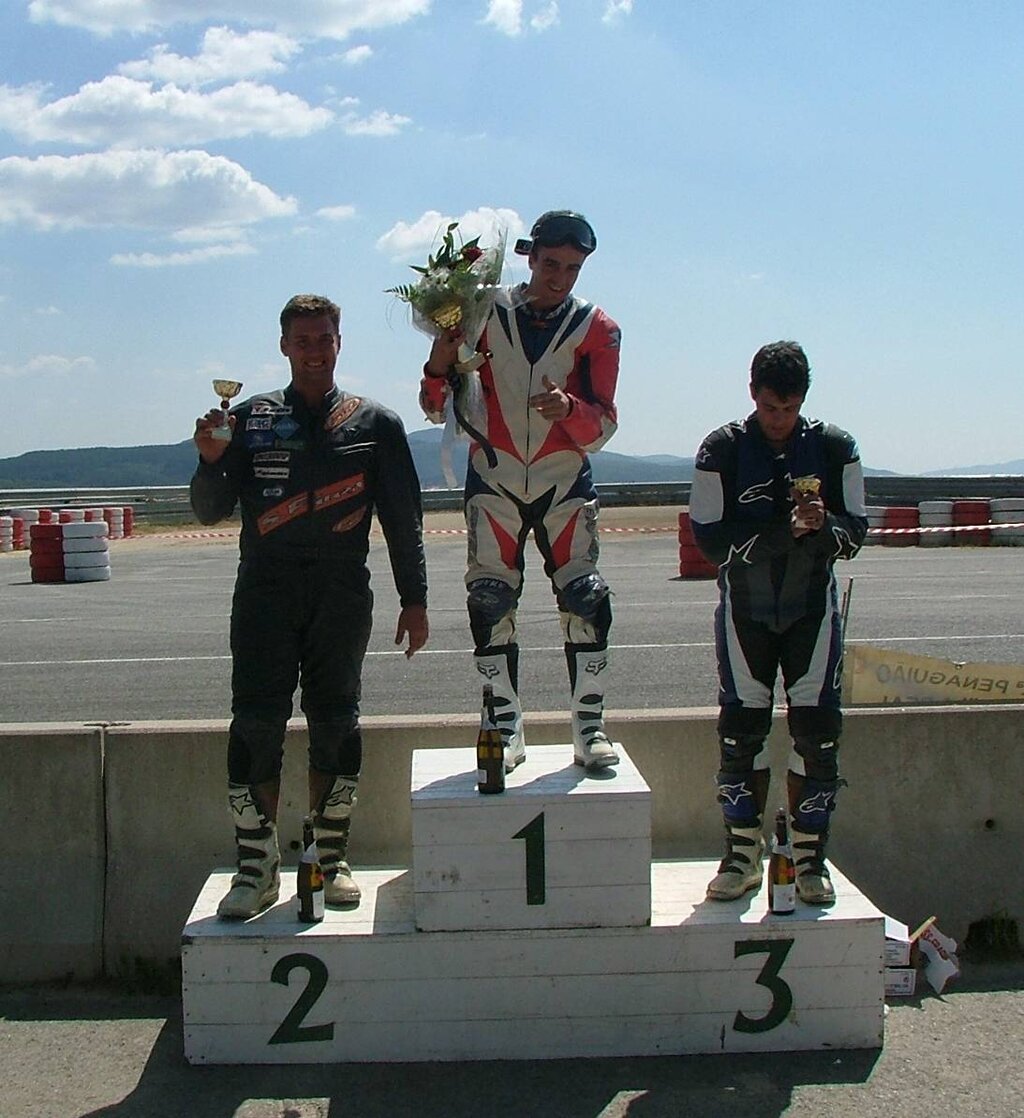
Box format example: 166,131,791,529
0,430,696,490
924,459,1024,476
0,430,938,491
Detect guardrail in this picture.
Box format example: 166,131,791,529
4,477,1024,522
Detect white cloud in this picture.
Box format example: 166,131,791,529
483,0,559,36
0,354,96,379
110,242,256,267
118,27,301,87
0,149,297,233
377,206,524,261
343,45,374,65
484,0,522,36
0,77,333,147
340,107,410,136
530,2,559,32
27,0,431,39
317,204,356,221
602,0,633,22
34,305,62,315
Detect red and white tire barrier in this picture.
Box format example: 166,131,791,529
677,511,718,580
29,521,111,584
917,500,952,548
0,515,13,553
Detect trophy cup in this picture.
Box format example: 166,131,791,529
210,379,243,441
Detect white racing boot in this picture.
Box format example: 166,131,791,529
705,825,766,901
217,784,280,920
475,646,526,771
566,644,619,770
791,827,835,905
315,775,361,906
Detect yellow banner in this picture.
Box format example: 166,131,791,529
846,644,1024,705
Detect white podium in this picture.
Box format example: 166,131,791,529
181,744,885,1065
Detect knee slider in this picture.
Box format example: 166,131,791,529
557,573,610,621
467,578,518,625
792,736,840,783
308,713,362,777
718,733,768,774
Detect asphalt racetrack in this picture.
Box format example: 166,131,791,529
3,513,1024,724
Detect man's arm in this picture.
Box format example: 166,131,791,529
803,426,869,560
189,409,240,524
558,309,620,453
373,409,429,654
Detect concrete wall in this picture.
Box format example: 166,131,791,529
2,706,1022,982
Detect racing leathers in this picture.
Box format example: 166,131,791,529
690,413,866,880
419,284,620,767
190,383,427,787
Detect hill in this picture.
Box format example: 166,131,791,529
0,429,696,490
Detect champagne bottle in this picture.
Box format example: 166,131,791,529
297,814,325,923
768,808,796,915
476,684,505,794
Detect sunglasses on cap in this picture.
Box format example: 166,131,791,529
514,211,597,256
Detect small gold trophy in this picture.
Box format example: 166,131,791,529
211,379,243,441
791,475,822,531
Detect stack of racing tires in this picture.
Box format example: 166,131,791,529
29,519,111,583
677,511,718,579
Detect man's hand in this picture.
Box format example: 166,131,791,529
790,487,825,536
194,409,234,465
528,375,573,421
395,604,429,658
425,327,464,378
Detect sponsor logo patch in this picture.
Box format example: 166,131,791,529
325,395,362,431
254,466,290,479
331,508,367,534
251,401,293,416
246,416,273,430
253,451,291,463
257,493,309,535
244,431,275,449
273,417,300,440
313,473,365,511
262,486,285,498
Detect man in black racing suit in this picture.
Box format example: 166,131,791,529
191,293,428,919
690,340,866,905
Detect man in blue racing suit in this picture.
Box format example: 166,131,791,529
191,294,428,919
690,341,866,905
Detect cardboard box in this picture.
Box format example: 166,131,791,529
884,915,912,967
885,967,917,997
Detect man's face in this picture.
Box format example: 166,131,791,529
280,313,340,396
525,243,588,310
751,385,805,448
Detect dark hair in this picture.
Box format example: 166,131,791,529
280,294,341,336
513,210,597,256
750,340,810,398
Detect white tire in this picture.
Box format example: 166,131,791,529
60,521,109,539
62,549,111,569
61,536,110,554
65,565,112,582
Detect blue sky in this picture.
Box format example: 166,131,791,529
0,1,1020,473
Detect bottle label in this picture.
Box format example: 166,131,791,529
312,888,324,920
770,883,796,913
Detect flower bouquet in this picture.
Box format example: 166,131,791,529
386,221,506,355
387,222,506,484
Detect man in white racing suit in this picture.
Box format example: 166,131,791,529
419,211,621,771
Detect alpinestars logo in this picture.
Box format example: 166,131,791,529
717,782,753,807
738,480,775,504
228,789,256,816
798,790,835,816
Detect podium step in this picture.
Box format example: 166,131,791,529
411,743,651,931
182,860,884,1064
